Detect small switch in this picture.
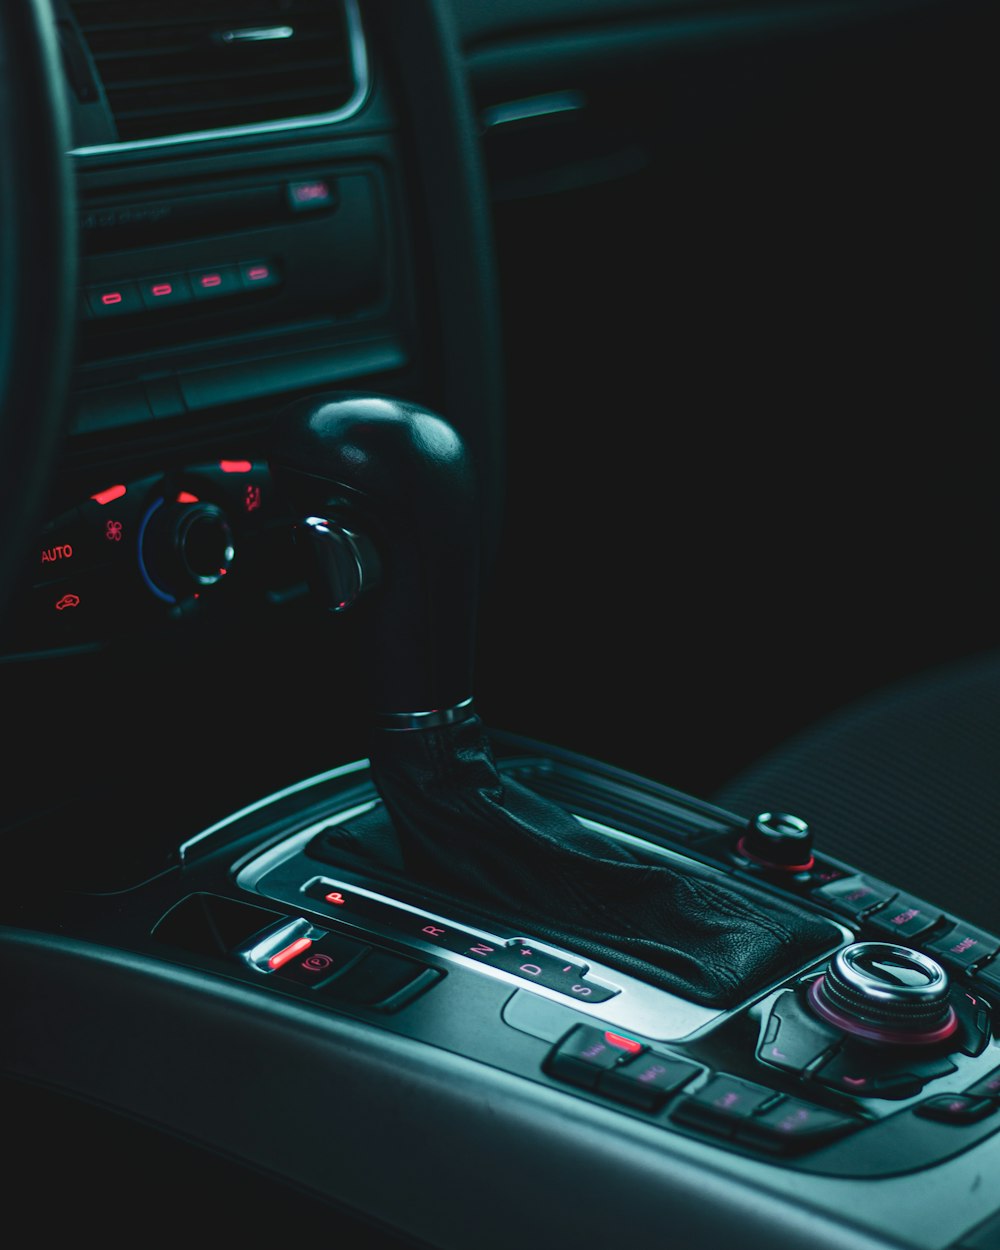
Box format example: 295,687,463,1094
239,259,280,291
914,1094,996,1125
189,265,242,300
756,990,841,1074
287,178,338,213
138,273,193,310
86,281,143,318
812,875,898,920
597,1052,701,1111
545,1025,644,1091
735,1098,859,1154
269,931,369,987
924,923,1000,973
866,892,945,941
670,1074,777,1138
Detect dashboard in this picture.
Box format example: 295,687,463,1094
2,2,997,1248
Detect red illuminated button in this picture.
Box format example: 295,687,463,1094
239,259,280,290
546,1025,644,1090
269,931,369,986
866,892,944,941
925,923,1000,973
189,265,242,300
138,273,192,310
86,281,143,318
28,568,119,643
35,507,103,585
287,178,338,213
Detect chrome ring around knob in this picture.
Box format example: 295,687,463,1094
807,941,958,1045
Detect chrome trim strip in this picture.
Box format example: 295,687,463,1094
480,91,585,131
71,0,370,158
177,759,371,861
375,697,476,732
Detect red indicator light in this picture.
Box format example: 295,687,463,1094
247,265,270,281
292,182,329,202
54,592,81,611
151,283,173,297
199,273,222,288
324,891,346,906
604,1031,643,1054
268,937,313,970
219,459,253,473
91,484,127,505
100,291,123,306
176,491,199,504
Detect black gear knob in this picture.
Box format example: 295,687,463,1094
268,392,480,724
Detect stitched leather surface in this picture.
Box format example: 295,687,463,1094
310,714,838,1007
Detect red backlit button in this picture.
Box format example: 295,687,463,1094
287,178,338,213
239,259,280,291
138,273,193,310
35,507,104,585
189,265,242,300
914,1094,997,1125
545,1024,644,1091
86,281,143,318
270,931,369,986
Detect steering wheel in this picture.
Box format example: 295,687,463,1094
0,0,77,627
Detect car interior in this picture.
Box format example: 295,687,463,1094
2,0,998,1246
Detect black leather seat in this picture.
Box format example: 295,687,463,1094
711,648,1000,933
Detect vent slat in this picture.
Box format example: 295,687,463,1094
68,0,359,144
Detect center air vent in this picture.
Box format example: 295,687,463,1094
67,0,367,148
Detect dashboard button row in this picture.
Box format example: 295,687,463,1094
83,260,280,318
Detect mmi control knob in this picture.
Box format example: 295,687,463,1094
807,941,958,1046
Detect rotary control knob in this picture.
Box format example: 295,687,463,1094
807,941,958,1045
737,811,814,872
139,497,235,602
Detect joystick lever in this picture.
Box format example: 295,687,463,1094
268,392,839,1009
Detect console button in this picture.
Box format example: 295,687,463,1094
924,923,1000,973
813,875,897,920
270,931,369,987
35,508,105,584
239,259,280,290
756,990,841,1074
86,280,143,318
734,1097,859,1154
811,1047,956,1100
670,1074,778,1138
865,893,945,941
964,1065,1000,1101
138,273,193,310
189,265,242,300
914,1094,996,1125
546,1025,645,1091
596,1052,701,1111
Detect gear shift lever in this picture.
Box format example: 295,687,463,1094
269,392,838,1008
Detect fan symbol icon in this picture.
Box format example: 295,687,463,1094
105,520,123,542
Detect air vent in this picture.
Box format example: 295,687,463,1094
68,0,367,149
